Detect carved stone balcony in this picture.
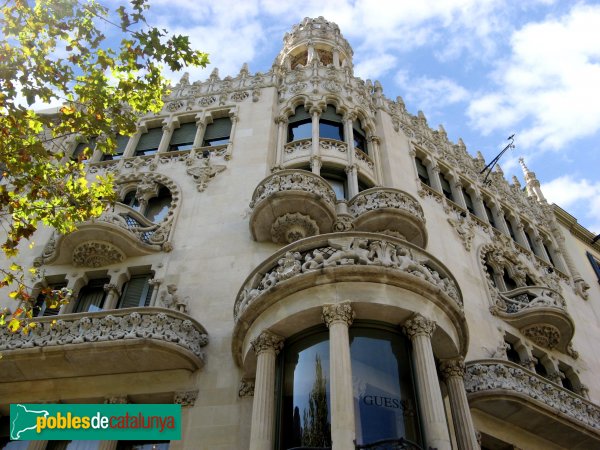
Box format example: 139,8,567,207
233,232,464,364
0,307,208,382
490,285,574,352
37,202,171,267
249,169,337,243
465,360,600,449
348,188,427,248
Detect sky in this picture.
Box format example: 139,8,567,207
117,0,600,233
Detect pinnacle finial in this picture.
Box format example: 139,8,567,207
518,157,532,176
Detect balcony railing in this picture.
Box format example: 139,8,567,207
496,285,566,313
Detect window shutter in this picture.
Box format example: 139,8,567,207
321,105,342,122
119,276,152,309
170,123,197,145
204,118,232,141
136,127,163,152
289,107,311,123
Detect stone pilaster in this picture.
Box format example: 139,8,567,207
310,107,321,173
440,358,479,450
345,164,359,199
275,115,288,167
249,330,284,450
403,314,451,450
323,302,355,450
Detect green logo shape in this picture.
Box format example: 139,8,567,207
10,404,181,441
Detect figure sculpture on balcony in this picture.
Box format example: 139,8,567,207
161,284,189,313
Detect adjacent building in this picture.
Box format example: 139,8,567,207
2,17,600,450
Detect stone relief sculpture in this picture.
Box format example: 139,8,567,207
161,284,189,313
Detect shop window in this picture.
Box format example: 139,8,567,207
586,251,600,284
117,274,154,309
145,186,172,223
102,135,128,161
135,127,163,156
74,278,109,313
169,122,197,151
438,172,453,201
353,120,367,154
415,157,430,187
33,281,67,317
202,117,231,147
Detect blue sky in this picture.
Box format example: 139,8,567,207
128,0,600,233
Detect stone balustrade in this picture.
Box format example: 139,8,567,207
499,285,566,314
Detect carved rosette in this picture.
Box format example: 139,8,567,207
174,390,199,407
251,330,284,356
271,212,319,244
238,378,255,398
322,302,354,327
72,241,125,267
521,324,561,349
403,314,436,339
333,215,354,232
440,357,466,379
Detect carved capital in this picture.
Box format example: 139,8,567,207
251,330,284,356
238,378,255,398
402,313,436,339
174,390,198,407
103,283,119,294
322,301,355,327
440,357,466,379
344,163,357,175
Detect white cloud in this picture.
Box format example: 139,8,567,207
467,4,600,151
354,54,397,80
395,71,469,113
543,175,600,233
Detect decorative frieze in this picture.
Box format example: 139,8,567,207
464,360,600,431
0,308,209,362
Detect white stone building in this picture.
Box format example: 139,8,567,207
2,17,600,450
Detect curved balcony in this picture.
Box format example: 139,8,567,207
233,232,464,364
249,170,337,243
37,203,169,267
348,188,427,248
491,286,574,352
465,360,600,449
0,307,208,383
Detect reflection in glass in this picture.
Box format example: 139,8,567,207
319,121,344,141
350,327,420,447
145,187,172,223
280,330,331,449
288,120,312,142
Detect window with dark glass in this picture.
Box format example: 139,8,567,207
134,127,163,156
524,230,535,253
560,371,575,392
278,329,331,449
116,442,169,450
145,186,172,223
319,105,344,141
505,217,516,240
117,274,154,309
533,357,548,378
353,120,367,154
102,135,129,161
202,117,231,147
415,157,430,186
484,203,496,228
46,442,102,450
321,170,347,201
169,122,197,151
543,242,555,266
439,173,453,201
505,342,520,364
122,190,141,211
463,189,475,215
74,278,109,313
33,281,67,317
287,107,312,142
586,251,600,284
502,269,517,291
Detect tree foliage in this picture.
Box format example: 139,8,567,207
0,0,208,330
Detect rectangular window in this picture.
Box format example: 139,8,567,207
169,122,197,151
415,157,430,186
319,120,344,141
33,282,67,317
439,173,453,201
353,120,367,154
484,203,496,228
506,217,516,240
102,135,128,161
117,274,154,309
202,117,232,147
135,127,163,156
75,278,109,313
463,189,475,215
543,243,555,266
587,251,600,284
288,120,312,142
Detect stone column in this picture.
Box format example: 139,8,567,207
322,302,355,450
440,358,479,450
148,278,162,307
468,187,487,221
403,314,451,450
345,164,359,199
275,115,288,167
428,163,443,193
123,129,142,158
491,203,510,236
369,135,383,185
192,115,206,148
226,113,238,160
449,175,466,209
310,107,321,174
103,283,121,310
249,330,284,450
157,121,175,153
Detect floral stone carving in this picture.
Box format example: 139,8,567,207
72,241,126,267
270,212,319,244
521,324,561,349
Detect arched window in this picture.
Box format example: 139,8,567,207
145,186,172,223
122,190,141,211
319,105,344,141
353,120,367,154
